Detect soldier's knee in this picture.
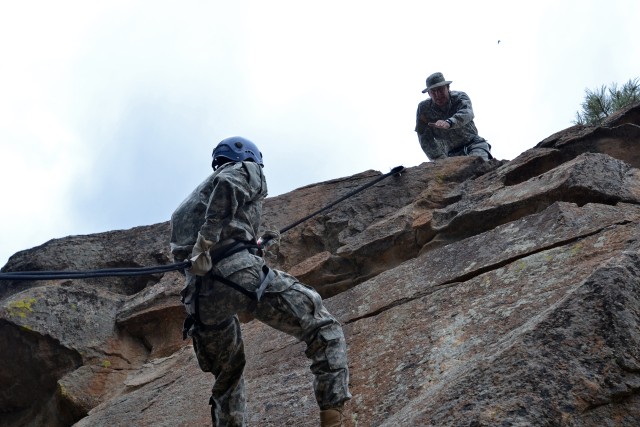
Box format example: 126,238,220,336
307,324,348,370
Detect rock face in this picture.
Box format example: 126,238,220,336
1,102,640,426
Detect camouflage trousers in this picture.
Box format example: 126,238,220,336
447,138,492,160
182,251,351,427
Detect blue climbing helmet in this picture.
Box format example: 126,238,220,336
211,136,264,170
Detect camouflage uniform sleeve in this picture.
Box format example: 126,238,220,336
415,104,446,160
448,91,475,128
415,104,427,135
419,132,446,160
199,163,253,243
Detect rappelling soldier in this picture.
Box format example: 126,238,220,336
170,136,351,427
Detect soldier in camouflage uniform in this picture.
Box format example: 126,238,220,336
415,72,492,161
170,136,351,427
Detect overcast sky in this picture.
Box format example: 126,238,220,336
1,0,639,268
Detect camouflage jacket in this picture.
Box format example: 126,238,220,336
414,90,485,160
170,161,268,262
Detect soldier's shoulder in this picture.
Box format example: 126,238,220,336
242,160,262,172
417,98,433,109
450,90,470,99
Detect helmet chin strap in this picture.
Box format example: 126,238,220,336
213,157,259,171
212,157,233,170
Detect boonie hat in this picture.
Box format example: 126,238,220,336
422,72,452,93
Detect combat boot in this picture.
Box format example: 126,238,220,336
320,407,343,427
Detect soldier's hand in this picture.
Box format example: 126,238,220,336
188,233,214,276
428,120,451,129
258,230,281,249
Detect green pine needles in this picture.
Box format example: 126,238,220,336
574,77,640,126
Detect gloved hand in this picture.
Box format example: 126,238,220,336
257,229,281,250
188,232,214,276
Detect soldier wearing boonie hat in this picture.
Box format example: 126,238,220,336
415,72,492,161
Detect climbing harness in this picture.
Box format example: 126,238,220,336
202,241,275,303
0,165,404,281
182,243,276,339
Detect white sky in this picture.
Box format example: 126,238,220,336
1,0,639,268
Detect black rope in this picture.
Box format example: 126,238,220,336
279,165,405,234
0,165,404,281
0,261,191,281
